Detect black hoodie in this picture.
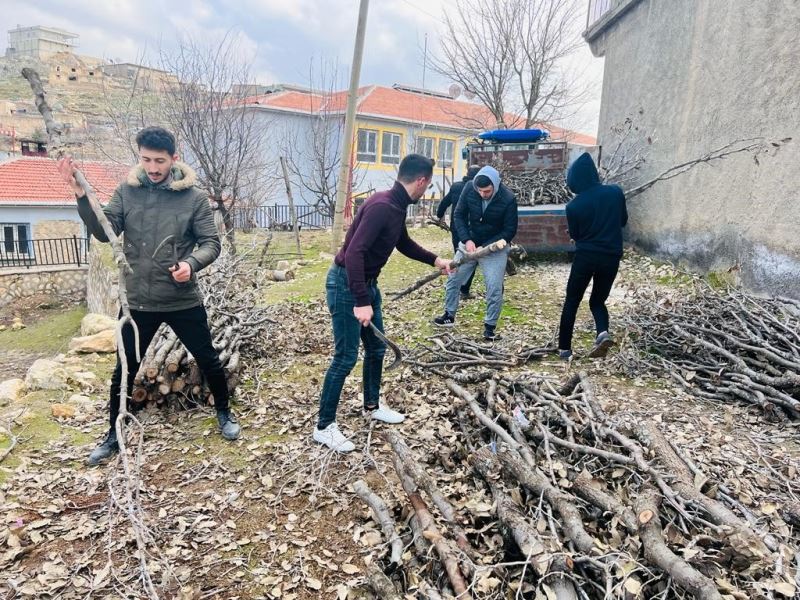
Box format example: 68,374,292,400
565,153,628,257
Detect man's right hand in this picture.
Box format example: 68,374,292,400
465,240,477,253
57,156,84,198
354,305,373,327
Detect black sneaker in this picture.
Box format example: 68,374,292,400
88,428,119,466
588,331,615,358
433,312,455,327
216,409,241,440
483,324,501,341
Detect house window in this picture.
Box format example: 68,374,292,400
381,132,402,164
415,136,435,158
438,139,455,168
0,223,31,255
356,129,378,162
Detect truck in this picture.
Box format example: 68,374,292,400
462,131,575,253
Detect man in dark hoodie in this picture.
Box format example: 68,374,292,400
433,165,518,340
558,152,628,359
314,154,453,453
436,165,481,299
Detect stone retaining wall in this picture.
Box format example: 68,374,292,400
0,266,87,308
86,242,119,317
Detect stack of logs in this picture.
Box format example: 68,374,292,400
494,162,572,206
615,282,800,421
352,336,798,599
131,252,275,409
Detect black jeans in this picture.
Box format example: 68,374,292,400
108,305,228,428
318,265,386,430
558,251,621,351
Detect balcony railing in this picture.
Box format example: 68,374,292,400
586,0,614,29
0,236,89,269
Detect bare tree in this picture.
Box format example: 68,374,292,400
84,61,164,164
432,0,586,129
432,0,515,128
279,59,365,220
159,32,270,251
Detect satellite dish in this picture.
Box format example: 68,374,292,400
463,88,476,100
448,83,462,99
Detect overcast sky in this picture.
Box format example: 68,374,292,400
3,0,605,135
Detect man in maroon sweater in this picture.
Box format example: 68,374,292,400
314,154,452,452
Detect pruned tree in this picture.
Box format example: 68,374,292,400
280,58,364,220
432,0,587,130
159,32,270,252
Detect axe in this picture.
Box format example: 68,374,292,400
367,322,403,371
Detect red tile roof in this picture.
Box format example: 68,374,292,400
245,85,597,146
0,157,128,205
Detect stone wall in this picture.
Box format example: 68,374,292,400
86,241,119,317
586,0,800,297
0,266,87,308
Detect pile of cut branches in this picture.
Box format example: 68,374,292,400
497,165,572,206
132,250,275,408
614,283,800,421
355,370,798,599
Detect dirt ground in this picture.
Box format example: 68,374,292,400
0,229,797,599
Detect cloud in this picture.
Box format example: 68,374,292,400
0,0,602,133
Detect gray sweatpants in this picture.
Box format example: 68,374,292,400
444,243,510,326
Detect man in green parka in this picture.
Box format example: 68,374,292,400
58,126,240,465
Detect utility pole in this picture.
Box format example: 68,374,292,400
331,0,369,252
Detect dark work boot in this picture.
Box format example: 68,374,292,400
88,428,119,466
483,324,501,341
216,409,241,441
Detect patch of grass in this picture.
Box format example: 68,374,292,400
0,389,97,483
656,273,694,287
706,270,735,290
0,305,86,353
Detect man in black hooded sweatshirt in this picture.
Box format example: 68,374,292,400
436,165,480,299
557,152,627,359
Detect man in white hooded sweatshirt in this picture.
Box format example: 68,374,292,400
433,165,518,340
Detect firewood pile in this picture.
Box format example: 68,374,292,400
405,332,552,383
494,162,572,206
354,360,798,599
131,252,275,409
614,283,800,421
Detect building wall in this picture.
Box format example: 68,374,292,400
589,0,800,297
353,117,468,199
0,206,84,237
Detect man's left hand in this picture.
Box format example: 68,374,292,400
170,261,192,282
435,256,454,275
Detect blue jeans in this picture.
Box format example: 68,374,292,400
318,265,386,429
444,244,510,327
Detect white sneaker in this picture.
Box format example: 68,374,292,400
364,402,405,424
313,422,355,453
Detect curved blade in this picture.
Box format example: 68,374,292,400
368,322,403,371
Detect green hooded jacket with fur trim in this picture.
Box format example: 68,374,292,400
77,162,221,312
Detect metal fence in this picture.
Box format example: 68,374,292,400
0,236,90,268
587,0,614,29
234,205,333,231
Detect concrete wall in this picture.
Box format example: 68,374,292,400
0,206,85,236
588,0,800,297
0,266,86,308
86,241,118,317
